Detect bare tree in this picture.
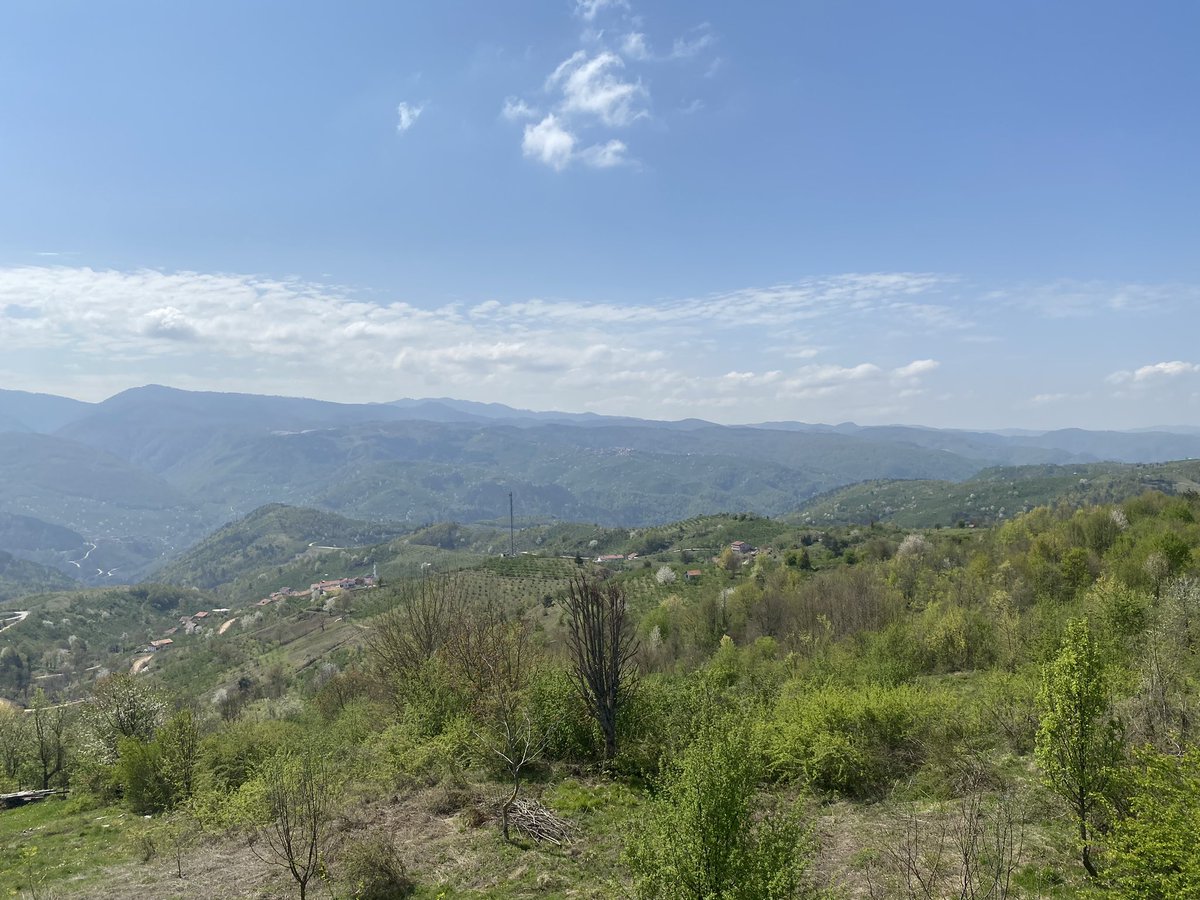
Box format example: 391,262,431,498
868,786,1026,899
446,600,545,841
561,574,638,761
249,748,339,900
367,574,463,710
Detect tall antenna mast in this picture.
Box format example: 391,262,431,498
509,491,515,557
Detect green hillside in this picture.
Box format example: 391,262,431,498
151,504,410,591
0,550,77,603
793,459,1200,527
13,492,1200,897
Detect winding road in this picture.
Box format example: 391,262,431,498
0,610,29,634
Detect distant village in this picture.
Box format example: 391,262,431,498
134,541,757,669
136,574,378,660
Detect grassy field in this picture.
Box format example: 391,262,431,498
0,795,135,897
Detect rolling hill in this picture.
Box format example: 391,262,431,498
792,459,1200,527
2,385,1200,598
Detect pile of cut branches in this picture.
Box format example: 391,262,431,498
504,797,574,846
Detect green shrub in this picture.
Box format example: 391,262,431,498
764,681,949,797
376,714,475,787
528,668,600,762
1105,749,1200,897
117,737,169,815
625,716,813,900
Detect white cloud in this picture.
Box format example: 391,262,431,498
0,266,962,420
579,139,629,168
36,266,1194,427
1107,361,1200,386
670,25,715,59
575,0,628,21
522,115,576,171
893,359,939,379
505,3,721,170
395,101,425,133
501,97,538,121
1134,360,1200,381
140,306,199,341
548,50,647,127
621,32,650,60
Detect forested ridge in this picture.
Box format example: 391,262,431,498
4,491,1200,897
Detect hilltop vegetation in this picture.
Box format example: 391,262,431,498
795,459,1200,527
152,504,410,591
5,490,1200,897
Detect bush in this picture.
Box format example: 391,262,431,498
1105,749,1200,897
625,716,813,900
528,668,600,762
338,832,415,899
764,681,949,797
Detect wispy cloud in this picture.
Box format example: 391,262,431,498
996,280,1193,318
578,138,629,168
549,51,647,127
504,0,719,171
1108,360,1200,385
669,25,715,59
0,266,955,420
395,101,425,133
574,0,628,22
501,97,538,121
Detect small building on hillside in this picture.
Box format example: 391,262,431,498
149,639,173,651
730,540,754,554
685,569,703,580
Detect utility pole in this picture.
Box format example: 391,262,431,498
509,491,515,557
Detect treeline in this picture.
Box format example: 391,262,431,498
4,492,1200,897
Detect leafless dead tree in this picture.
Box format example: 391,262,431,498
447,600,546,841
868,785,1025,900
561,574,639,761
366,574,463,710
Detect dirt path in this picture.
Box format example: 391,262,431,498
217,617,237,635
130,654,154,675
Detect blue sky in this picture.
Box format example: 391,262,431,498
2,0,1199,429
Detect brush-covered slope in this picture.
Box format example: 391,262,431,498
793,459,1200,527
152,504,410,590
0,550,78,604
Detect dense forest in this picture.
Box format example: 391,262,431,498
3,492,1200,897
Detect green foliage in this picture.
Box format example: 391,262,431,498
113,709,200,815
796,462,1200,529
914,600,998,673
529,667,600,762
764,681,950,797
1105,749,1200,898
1035,618,1124,876
625,716,814,900
201,717,302,791
117,736,169,814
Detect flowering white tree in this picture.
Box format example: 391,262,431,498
898,533,931,557
655,565,677,585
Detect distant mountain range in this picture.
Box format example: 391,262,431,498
3,384,1200,586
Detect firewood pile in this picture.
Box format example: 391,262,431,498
505,797,574,845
